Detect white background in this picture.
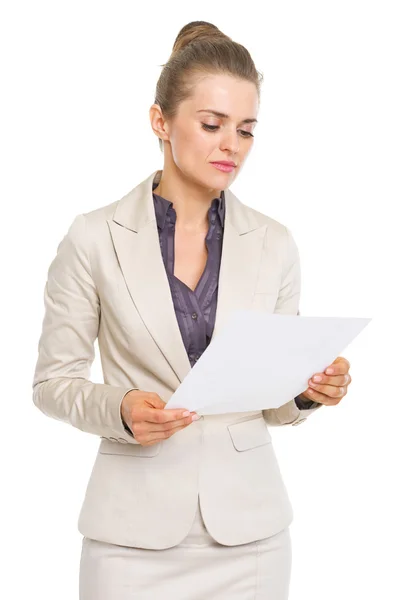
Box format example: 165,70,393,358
1,1,399,598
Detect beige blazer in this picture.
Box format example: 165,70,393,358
32,169,322,550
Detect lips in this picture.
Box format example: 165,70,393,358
211,161,236,167
211,162,236,173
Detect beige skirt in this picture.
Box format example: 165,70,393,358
79,497,292,600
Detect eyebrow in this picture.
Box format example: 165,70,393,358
196,109,258,124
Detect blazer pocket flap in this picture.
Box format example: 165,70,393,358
227,416,272,452
99,438,161,457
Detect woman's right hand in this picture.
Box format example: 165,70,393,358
120,389,199,446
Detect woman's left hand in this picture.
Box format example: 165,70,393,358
300,356,352,406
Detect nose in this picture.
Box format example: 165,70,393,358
220,128,240,154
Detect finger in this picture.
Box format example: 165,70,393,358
325,357,350,375
145,414,198,432
140,422,190,445
309,373,351,387
303,388,331,404
135,406,197,424
303,387,341,405
308,382,347,400
337,356,351,370
131,414,197,439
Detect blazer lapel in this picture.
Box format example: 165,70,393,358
107,169,267,387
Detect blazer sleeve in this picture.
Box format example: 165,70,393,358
262,226,323,427
32,213,141,444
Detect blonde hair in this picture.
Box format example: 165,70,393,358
154,20,263,151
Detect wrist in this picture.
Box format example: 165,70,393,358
295,393,318,409
120,389,138,430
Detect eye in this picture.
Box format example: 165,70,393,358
201,124,254,138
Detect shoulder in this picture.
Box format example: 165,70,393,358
59,197,122,262
232,193,299,271
230,190,290,242
81,198,120,228
72,195,123,247
246,203,288,235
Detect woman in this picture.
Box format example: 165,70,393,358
32,20,352,600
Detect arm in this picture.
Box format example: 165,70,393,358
262,226,323,427
32,213,141,444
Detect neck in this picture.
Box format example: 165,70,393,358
153,166,222,233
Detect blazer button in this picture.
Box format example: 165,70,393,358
118,438,128,444
109,437,118,442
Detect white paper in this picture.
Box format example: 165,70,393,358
165,311,371,415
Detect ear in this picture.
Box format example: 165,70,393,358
149,104,170,143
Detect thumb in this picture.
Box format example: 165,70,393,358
148,393,166,410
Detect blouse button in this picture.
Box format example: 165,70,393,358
191,312,198,320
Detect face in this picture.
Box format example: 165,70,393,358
150,73,259,191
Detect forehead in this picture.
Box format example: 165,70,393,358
182,74,259,119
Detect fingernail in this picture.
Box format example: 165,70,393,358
192,414,200,421
182,411,190,417
313,375,322,382
326,368,334,374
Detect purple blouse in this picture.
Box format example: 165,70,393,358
151,182,315,411
152,182,225,368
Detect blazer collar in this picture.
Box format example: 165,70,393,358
112,169,262,236
152,184,226,231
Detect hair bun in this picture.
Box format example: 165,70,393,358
172,21,230,55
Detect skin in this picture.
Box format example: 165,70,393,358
122,73,352,445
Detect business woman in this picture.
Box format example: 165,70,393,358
32,20,352,600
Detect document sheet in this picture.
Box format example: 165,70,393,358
165,311,371,415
